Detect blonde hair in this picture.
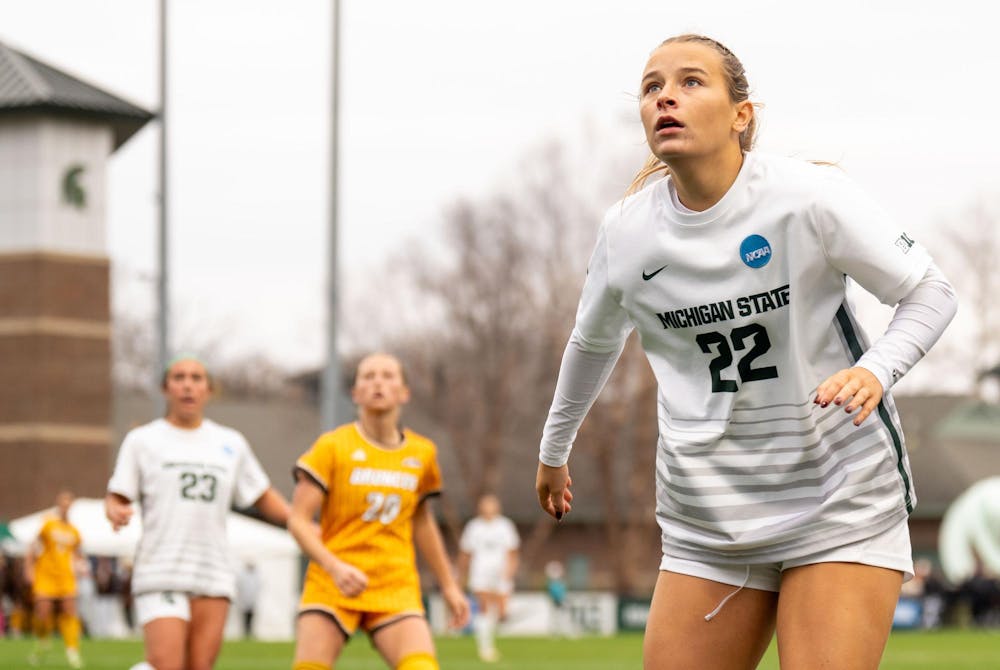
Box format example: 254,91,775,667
627,34,757,196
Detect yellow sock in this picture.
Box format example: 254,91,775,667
32,613,53,641
58,613,81,650
292,662,330,670
10,607,27,635
396,651,439,670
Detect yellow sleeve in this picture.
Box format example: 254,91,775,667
295,431,339,493
420,442,443,499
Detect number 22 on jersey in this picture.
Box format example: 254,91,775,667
697,323,778,393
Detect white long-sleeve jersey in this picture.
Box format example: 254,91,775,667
540,151,957,565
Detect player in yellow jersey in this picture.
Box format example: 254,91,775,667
288,353,469,670
24,490,84,668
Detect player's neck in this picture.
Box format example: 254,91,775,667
667,146,744,211
356,414,403,449
165,413,204,429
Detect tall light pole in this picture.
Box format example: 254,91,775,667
156,0,169,407
320,0,342,431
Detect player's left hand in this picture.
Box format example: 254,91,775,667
328,558,368,597
814,366,883,426
443,583,470,629
536,462,573,521
105,493,134,531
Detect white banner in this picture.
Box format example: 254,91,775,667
428,591,618,637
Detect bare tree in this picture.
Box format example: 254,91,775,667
931,199,1000,394
112,310,157,392
112,310,292,399
582,338,659,594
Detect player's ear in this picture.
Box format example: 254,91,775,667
399,384,411,405
732,99,753,135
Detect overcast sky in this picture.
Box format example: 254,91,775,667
1,0,997,386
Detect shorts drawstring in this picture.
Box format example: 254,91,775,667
704,565,751,622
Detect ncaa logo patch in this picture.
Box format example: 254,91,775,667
740,234,772,268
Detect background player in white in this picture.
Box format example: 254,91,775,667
234,562,260,639
535,34,958,669
457,493,520,662
105,356,290,670
938,477,1000,586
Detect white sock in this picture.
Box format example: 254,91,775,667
473,612,496,653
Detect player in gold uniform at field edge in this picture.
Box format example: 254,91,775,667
289,353,469,670
24,490,84,668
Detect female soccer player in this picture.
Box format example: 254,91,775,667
25,490,85,668
105,356,290,670
457,493,520,662
535,34,958,669
288,353,469,670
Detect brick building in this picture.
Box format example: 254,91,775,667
0,41,152,518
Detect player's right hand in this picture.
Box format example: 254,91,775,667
328,559,368,598
536,462,573,521
104,494,133,531
442,583,471,630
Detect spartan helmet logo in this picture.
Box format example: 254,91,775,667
895,233,915,254
62,164,87,209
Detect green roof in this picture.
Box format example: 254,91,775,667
934,400,1000,443
0,40,153,149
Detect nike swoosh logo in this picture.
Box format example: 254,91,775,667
642,264,669,281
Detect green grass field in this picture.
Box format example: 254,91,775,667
2,630,999,669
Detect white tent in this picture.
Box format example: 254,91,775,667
8,498,300,640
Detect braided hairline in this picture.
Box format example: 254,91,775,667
660,34,751,104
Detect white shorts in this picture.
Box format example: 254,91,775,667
468,570,513,595
660,517,914,592
134,591,191,626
